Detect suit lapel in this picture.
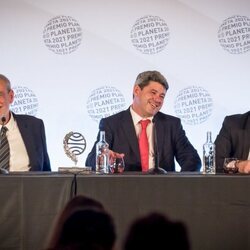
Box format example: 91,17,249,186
14,114,36,168
153,114,164,162
242,112,250,159
121,109,140,158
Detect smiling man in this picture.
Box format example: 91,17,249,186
85,71,201,172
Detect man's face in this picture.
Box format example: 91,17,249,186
0,80,14,117
132,81,166,117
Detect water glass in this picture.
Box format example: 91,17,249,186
223,158,238,173
109,157,125,174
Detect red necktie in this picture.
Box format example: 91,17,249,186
139,119,150,172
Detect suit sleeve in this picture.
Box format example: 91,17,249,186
85,134,98,170
174,120,201,171
214,116,232,173
40,120,51,171
85,118,109,170
85,117,116,170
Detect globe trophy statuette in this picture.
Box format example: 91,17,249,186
58,131,91,173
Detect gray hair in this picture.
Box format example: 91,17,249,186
0,74,11,91
135,71,169,90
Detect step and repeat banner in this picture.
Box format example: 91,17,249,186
1,0,249,170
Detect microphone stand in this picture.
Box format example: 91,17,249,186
147,118,167,175
0,168,8,174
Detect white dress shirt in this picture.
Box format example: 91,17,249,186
3,113,30,171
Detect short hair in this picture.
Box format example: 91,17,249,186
0,74,11,91
47,195,109,250
123,212,190,250
135,71,169,90
53,208,116,250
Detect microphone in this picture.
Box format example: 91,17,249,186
0,115,9,174
147,117,167,174
1,116,6,125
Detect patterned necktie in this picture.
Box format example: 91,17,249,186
0,126,10,170
139,119,150,172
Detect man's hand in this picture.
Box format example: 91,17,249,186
237,160,250,174
109,150,125,162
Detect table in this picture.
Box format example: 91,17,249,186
0,172,249,250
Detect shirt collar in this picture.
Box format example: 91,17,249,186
1,112,15,131
129,106,153,126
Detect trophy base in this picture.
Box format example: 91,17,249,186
58,166,92,174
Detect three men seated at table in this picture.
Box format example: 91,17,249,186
1,72,249,174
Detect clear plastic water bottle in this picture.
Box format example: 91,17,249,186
203,131,216,174
96,131,109,174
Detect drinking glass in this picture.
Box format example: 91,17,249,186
109,157,125,174
223,158,238,173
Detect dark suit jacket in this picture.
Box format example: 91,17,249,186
86,108,201,171
13,113,51,171
215,111,250,172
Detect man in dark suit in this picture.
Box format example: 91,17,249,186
215,111,250,173
0,74,51,172
86,71,201,172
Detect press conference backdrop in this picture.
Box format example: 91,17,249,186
0,0,249,171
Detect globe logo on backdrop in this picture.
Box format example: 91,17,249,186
218,15,250,54
43,15,82,55
10,86,39,116
174,86,213,125
86,86,126,123
130,15,170,54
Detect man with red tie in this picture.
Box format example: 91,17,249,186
86,71,201,172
